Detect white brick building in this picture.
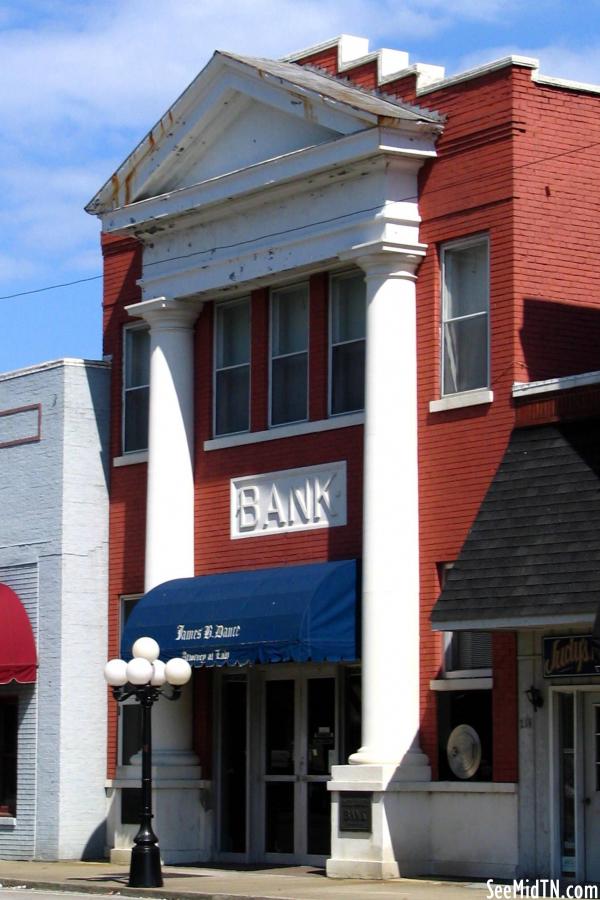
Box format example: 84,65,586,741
0,359,110,859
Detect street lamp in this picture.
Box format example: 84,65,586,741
104,637,192,888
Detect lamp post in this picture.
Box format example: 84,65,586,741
104,637,192,888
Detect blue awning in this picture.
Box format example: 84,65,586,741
121,560,359,667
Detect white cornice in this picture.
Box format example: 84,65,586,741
0,358,109,383
102,127,436,235
282,34,369,66
533,72,600,96
512,370,600,397
416,55,539,96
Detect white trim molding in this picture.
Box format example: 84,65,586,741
430,677,493,691
512,370,600,398
113,451,149,467
429,389,493,413
204,411,364,451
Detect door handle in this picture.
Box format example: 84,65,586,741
584,797,592,806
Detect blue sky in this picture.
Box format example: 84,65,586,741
2,0,600,372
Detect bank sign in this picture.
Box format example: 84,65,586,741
543,635,600,678
231,461,347,539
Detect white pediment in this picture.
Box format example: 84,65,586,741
87,51,438,215
159,94,340,193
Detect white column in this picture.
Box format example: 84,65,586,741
350,249,430,776
126,296,202,592
114,297,206,867
124,296,201,759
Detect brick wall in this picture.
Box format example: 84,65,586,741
105,49,600,787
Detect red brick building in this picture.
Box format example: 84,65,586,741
88,35,600,880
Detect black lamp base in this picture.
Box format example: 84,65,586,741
129,843,163,888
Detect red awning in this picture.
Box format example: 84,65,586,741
0,583,37,684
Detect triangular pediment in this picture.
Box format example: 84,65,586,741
156,94,340,194
87,51,441,215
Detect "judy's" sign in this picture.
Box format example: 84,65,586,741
543,635,600,678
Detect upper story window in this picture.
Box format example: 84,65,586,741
214,298,250,436
441,236,489,396
270,283,309,426
123,326,150,453
330,272,366,416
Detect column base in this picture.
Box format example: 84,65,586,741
326,858,400,880
347,748,432,781
327,763,431,880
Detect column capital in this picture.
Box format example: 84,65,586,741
339,240,427,280
125,296,203,331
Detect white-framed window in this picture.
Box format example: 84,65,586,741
122,325,150,453
329,271,366,416
441,235,489,396
270,282,309,427
214,298,251,437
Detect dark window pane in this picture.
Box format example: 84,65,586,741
215,366,249,436
265,782,294,853
0,700,17,816
307,678,335,775
331,275,366,343
220,677,247,853
122,597,140,628
343,669,361,762
125,329,150,388
124,386,149,452
271,353,307,425
272,287,308,356
444,243,488,319
307,782,331,855
121,705,142,765
216,301,250,369
443,315,488,395
121,788,142,825
331,341,365,414
265,680,294,775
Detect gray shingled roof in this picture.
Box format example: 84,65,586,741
431,419,600,628
220,52,444,125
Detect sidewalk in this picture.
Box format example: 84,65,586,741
0,860,497,900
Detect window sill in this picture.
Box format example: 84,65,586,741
429,389,493,414
0,817,16,828
204,412,364,451
113,450,148,467
430,677,493,691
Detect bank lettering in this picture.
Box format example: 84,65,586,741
231,462,347,539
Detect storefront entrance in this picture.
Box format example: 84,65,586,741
555,689,600,882
216,664,360,865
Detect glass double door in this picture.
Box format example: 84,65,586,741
218,665,338,864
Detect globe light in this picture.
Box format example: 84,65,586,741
150,659,167,686
104,658,128,687
132,637,160,662
164,657,192,686
126,657,153,685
